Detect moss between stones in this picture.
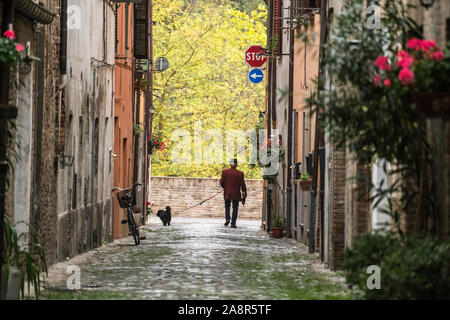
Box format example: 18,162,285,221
231,250,353,300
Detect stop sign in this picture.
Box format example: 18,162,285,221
245,45,266,68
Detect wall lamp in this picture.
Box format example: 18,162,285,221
19,41,41,75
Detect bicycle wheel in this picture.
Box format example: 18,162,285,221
127,208,140,245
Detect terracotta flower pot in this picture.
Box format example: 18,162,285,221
416,91,450,118
272,227,283,238
300,179,311,190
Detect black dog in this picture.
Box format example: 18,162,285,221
157,206,171,226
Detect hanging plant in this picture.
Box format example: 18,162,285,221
299,172,311,190
258,137,285,168
372,38,450,117
148,133,166,154
0,29,24,66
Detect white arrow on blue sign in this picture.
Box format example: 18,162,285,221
248,68,264,83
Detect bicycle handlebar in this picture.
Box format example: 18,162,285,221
111,182,142,193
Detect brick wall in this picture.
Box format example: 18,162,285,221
149,177,263,220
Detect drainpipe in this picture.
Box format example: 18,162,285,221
286,3,295,239
142,0,153,226
90,67,97,250
0,0,16,297
308,0,327,253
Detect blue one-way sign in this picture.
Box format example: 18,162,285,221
249,68,264,83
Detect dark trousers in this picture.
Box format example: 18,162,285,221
225,199,239,224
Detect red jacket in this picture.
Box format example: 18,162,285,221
220,167,247,201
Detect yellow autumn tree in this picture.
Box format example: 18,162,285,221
151,0,267,178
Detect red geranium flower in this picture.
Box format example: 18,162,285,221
397,50,414,68
373,74,381,86
3,30,15,39
398,68,414,86
375,56,391,71
430,50,445,61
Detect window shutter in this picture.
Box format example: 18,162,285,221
273,0,282,55
134,0,148,59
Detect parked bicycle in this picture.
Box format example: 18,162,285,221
111,183,142,245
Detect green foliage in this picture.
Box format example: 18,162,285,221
342,231,450,299
272,216,285,229
133,123,143,136
149,133,166,153
2,218,48,299
315,0,442,233
152,0,267,179
0,33,23,66
300,172,310,181
229,0,266,16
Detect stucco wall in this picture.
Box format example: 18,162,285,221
149,177,263,220
113,3,136,239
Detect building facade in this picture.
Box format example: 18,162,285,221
263,0,450,270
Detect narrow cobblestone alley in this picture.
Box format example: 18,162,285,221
40,217,351,300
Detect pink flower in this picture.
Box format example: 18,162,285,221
375,56,391,71
3,30,15,39
419,40,436,52
383,78,391,87
398,68,414,86
15,44,24,52
373,74,381,86
407,38,436,52
430,50,445,61
407,38,422,50
397,50,414,68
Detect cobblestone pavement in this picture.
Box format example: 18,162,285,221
41,217,351,300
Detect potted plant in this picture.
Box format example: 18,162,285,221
272,216,285,238
0,28,24,66
299,172,311,190
1,219,47,300
0,28,24,119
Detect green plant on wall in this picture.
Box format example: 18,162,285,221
133,123,143,136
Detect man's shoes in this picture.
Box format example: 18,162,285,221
224,221,230,226
231,224,237,228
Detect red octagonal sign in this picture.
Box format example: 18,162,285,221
245,45,266,68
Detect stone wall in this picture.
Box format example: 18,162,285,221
149,177,263,220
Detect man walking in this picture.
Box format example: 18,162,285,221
220,159,247,228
